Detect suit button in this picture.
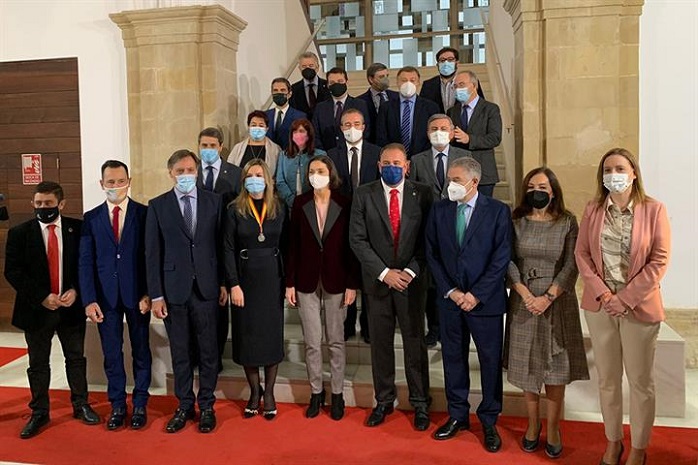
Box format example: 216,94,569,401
113,272,117,277
116,254,121,259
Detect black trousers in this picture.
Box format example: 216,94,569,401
24,314,88,414
425,284,439,334
217,302,230,367
164,283,219,411
344,293,369,336
366,286,429,408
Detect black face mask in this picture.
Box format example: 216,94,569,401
301,68,317,81
35,206,60,224
525,190,551,210
272,93,288,106
328,82,347,98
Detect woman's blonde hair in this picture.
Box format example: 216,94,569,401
595,147,647,207
232,158,279,219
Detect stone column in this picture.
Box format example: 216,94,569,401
110,5,247,202
504,0,643,214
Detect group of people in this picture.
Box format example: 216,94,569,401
5,49,670,465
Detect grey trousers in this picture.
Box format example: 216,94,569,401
297,283,347,395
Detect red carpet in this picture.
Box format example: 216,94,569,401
0,347,28,367
0,387,696,465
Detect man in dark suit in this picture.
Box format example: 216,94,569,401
447,70,502,197
196,126,240,371
312,67,370,151
425,157,512,452
419,47,459,113
79,160,151,431
349,143,433,432
289,51,330,121
266,77,307,150
328,108,381,343
409,114,473,348
146,150,227,434
5,181,100,439
376,66,439,158
356,63,399,145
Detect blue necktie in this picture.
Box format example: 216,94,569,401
182,195,194,236
401,100,412,154
436,153,445,190
204,166,214,191
461,104,470,131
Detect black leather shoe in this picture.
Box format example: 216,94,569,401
244,385,264,418
433,417,469,440
360,330,370,344
413,407,430,431
424,330,439,348
366,403,393,427
106,408,126,430
73,404,101,425
344,328,356,342
521,422,541,452
306,390,326,418
545,439,563,459
483,425,502,453
199,409,216,433
20,413,49,439
330,393,345,421
166,408,195,433
130,407,147,430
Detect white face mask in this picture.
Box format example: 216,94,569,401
447,180,474,202
603,173,632,194
399,81,417,98
309,174,330,190
429,130,451,147
104,185,129,204
343,127,363,144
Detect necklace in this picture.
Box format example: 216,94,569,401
249,145,266,159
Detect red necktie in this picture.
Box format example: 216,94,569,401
112,205,120,242
47,224,59,295
389,189,400,255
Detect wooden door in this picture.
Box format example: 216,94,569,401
0,58,83,329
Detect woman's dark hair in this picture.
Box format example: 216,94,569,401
286,118,316,159
512,167,571,221
306,155,342,190
247,110,269,126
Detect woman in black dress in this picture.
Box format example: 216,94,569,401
224,158,287,420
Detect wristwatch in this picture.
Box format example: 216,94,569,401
544,291,555,302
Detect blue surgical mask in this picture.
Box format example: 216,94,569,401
438,61,456,77
244,176,266,194
249,127,267,142
380,165,403,186
175,174,197,194
200,148,219,165
455,87,471,103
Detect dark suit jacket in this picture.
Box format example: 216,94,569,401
425,194,512,316
266,106,307,150
327,141,381,198
196,159,242,207
409,146,473,201
289,77,331,121
145,188,223,305
419,75,486,113
349,179,433,296
5,216,83,331
376,96,440,158
356,88,400,144
447,98,502,185
285,190,360,294
312,96,370,151
79,199,147,310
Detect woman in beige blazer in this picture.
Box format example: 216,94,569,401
575,148,671,465
228,110,281,176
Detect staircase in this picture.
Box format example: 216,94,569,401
345,64,512,206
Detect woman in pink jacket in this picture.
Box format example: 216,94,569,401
575,148,671,465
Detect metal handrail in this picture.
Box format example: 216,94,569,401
261,18,327,110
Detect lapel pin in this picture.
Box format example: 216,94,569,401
68,228,73,233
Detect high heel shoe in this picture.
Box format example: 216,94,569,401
521,422,541,452
600,442,624,465
244,385,264,418
263,390,277,421
545,430,563,459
